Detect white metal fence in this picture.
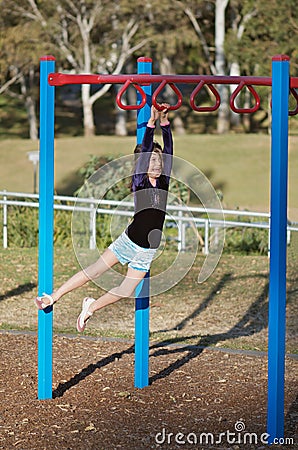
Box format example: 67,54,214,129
1,190,297,252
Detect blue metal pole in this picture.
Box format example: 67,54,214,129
38,56,55,400
267,55,289,441
134,57,152,388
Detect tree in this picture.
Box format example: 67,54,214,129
226,0,298,75
214,0,230,133
134,1,201,134
0,7,50,140
2,0,298,138
227,1,257,129
226,0,298,130
179,0,296,133
177,0,232,133
5,0,150,137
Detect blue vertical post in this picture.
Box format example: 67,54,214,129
38,56,55,400
267,55,289,441
134,57,152,388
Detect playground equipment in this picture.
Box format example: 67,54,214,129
38,55,298,444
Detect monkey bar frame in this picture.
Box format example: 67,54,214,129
38,55,297,445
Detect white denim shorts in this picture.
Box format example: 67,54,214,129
109,231,156,272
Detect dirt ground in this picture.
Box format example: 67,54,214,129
0,332,297,450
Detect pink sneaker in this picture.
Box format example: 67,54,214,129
76,297,95,332
34,293,54,310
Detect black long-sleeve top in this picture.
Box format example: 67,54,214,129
126,124,173,249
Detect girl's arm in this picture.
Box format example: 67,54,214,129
139,105,159,156
160,105,173,181
132,106,159,190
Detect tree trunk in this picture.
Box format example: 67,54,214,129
25,95,38,141
18,72,38,140
215,0,230,134
82,84,95,137
159,57,185,135
242,89,252,132
115,108,127,136
229,61,241,128
173,115,186,135
217,85,230,134
115,84,127,136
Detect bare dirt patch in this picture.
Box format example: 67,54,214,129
0,332,297,450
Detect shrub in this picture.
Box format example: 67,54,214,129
224,226,269,255
5,205,39,247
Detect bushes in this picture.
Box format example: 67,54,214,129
224,226,269,255
0,202,269,255
0,202,115,250
53,207,73,247
4,205,39,247
0,203,72,248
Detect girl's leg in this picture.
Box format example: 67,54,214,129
78,267,147,329
40,249,119,306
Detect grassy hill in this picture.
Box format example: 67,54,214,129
0,133,297,219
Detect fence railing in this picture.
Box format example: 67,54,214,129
1,190,297,252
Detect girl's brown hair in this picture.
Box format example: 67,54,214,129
134,140,162,155
131,141,163,190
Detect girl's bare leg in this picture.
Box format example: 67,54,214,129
41,249,119,306
88,267,146,315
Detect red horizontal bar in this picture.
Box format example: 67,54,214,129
49,73,271,87
48,72,298,89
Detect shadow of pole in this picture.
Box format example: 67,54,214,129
149,281,269,385
52,277,270,396
166,273,233,332
284,393,298,437
0,282,36,302
52,343,135,398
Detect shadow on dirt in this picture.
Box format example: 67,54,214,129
159,273,233,333
149,274,269,385
284,394,298,436
0,282,36,302
52,344,135,399
53,272,269,398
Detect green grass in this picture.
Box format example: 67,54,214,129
0,133,297,218
0,93,297,215
0,245,297,353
